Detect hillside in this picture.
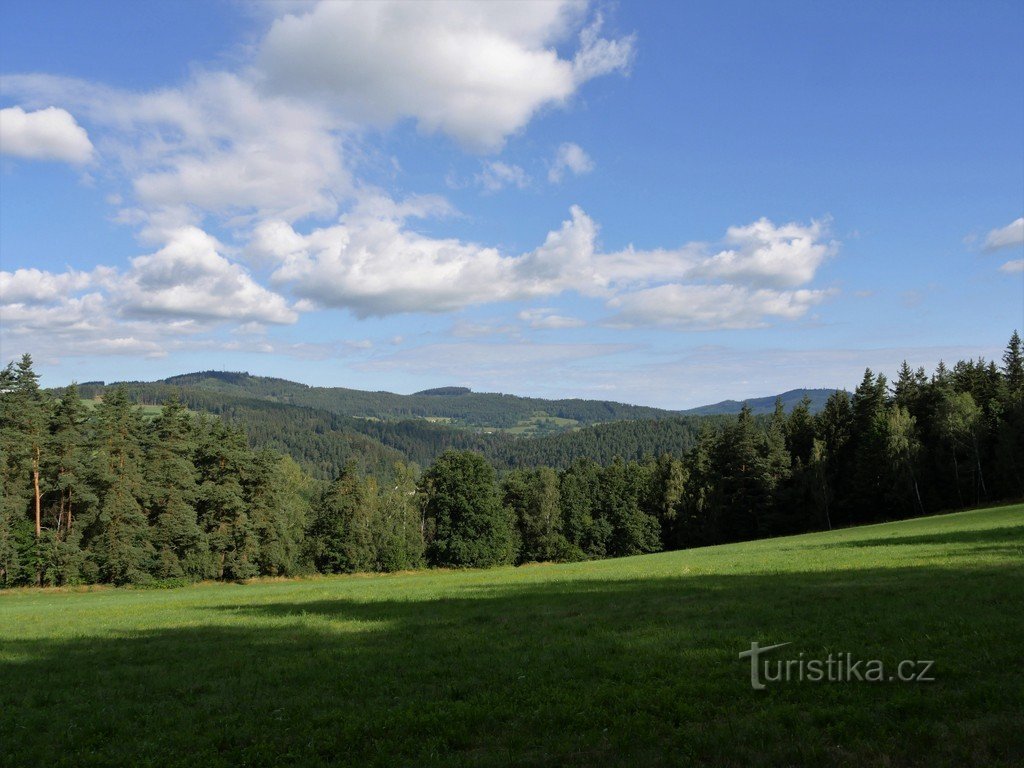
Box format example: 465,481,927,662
61,374,835,478
680,387,839,415
3,504,1021,766
158,370,684,430
71,379,721,476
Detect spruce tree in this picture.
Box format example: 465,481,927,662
146,395,205,579
88,387,153,584
195,419,258,580
305,460,376,573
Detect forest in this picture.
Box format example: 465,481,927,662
1,331,1021,586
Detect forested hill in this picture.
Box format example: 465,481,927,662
681,388,839,416
68,378,720,477
155,371,681,428
66,373,834,479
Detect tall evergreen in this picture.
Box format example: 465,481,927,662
146,395,205,579
40,384,92,585
87,387,153,584
306,460,376,573
195,419,258,580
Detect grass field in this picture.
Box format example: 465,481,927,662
2,504,1022,767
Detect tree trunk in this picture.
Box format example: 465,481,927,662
952,452,964,508
33,447,41,538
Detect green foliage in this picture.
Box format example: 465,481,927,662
422,450,516,568
305,461,377,574
3,330,1024,587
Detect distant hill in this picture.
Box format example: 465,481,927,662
413,386,472,396
157,371,680,431
61,373,842,479
680,388,840,416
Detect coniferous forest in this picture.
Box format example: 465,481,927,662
1,331,1021,587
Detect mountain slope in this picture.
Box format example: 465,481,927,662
680,388,839,416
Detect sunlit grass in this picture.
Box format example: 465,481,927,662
2,504,1022,766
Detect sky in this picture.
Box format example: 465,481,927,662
0,0,1021,408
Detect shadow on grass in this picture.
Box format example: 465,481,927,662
2,561,1023,768
831,524,1024,551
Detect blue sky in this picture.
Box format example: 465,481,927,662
1,0,1021,408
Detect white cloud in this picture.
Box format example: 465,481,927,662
548,141,594,182
113,227,297,324
476,161,530,193
2,72,349,227
258,0,633,150
0,106,94,163
688,218,836,289
572,13,636,82
983,217,1024,252
269,211,527,317
999,259,1024,273
0,267,93,303
607,284,832,330
262,203,835,329
1,228,297,362
519,308,585,329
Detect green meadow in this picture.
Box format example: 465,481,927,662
2,504,1022,767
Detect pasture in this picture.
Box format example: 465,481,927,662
2,504,1022,766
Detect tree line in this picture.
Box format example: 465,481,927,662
1,332,1021,586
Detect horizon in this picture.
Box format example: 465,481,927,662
2,1,1022,409
32,362,855,411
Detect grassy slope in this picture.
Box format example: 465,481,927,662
2,505,1022,767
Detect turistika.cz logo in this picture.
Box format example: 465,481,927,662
739,641,935,690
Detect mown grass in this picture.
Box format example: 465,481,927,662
2,504,1022,767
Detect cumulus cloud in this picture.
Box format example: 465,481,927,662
607,284,832,330
113,227,297,324
0,105,93,163
688,218,835,289
1,226,297,361
257,202,834,329
983,217,1024,252
548,141,594,182
258,0,633,150
999,259,1024,273
0,267,93,303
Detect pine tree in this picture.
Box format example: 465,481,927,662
0,355,52,583
709,404,766,541
0,362,25,585
40,384,92,585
